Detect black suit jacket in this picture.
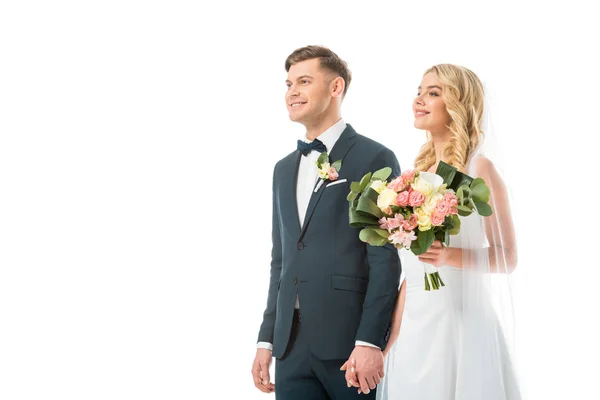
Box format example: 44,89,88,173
258,124,402,360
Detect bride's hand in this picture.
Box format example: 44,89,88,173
418,240,449,267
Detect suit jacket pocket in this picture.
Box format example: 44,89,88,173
331,275,368,293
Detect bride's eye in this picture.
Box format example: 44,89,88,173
429,92,439,97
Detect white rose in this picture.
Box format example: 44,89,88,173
422,192,443,213
377,188,397,211
370,180,387,194
415,207,432,231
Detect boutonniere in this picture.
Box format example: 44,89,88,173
314,152,342,192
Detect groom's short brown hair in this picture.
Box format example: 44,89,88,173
285,45,352,96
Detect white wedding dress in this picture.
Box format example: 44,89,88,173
378,212,522,399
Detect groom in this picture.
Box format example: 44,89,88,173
251,45,401,399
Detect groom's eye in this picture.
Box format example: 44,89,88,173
301,79,309,84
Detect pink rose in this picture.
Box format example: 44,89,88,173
402,213,418,230
395,190,410,207
443,192,458,207
328,167,339,181
431,211,445,226
408,190,426,207
387,177,405,192
401,170,416,183
435,200,451,216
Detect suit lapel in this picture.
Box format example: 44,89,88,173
280,151,302,236
299,124,357,238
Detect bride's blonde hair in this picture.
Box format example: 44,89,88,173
414,64,485,173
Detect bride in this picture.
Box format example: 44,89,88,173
346,64,522,399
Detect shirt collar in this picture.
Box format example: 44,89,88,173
302,118,346,153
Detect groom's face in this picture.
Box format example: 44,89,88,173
413,73,452,133
285,59,336,124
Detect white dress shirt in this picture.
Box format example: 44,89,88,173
258,119,378,351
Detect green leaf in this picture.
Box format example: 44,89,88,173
410,228,435,255
356,196,383,219
457,205,472,217
359,172,372,191
331,159,342,171
471,182,490,203
350,181,361,193
316,152,328,166
347,191,358,201
359,228,388,246
372,167,392,182
435,161,457,186
373,228,389,238
448,214,461,235
470,177,486,188
475,201,493,216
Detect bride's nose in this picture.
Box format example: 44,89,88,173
414,96,425,106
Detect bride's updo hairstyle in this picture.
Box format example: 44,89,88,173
414,64,485,173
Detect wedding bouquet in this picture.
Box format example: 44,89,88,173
347,162,492,290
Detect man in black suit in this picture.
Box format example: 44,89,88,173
251,45,401,399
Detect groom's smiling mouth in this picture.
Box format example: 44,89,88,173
289,101,307,108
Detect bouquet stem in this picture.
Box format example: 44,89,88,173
424,271,445,291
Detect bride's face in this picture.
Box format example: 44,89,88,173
285,58,337,125
413,73,452,133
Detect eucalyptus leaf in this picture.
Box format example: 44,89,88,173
350,182,361,193
475,201,493,216
457,205,472,217
471,183,490,203
347,191,358,201
372,167,392,182
359,228,388,246
331,160,342,171
359,172,372,191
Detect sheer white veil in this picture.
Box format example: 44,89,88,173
378,86,522,400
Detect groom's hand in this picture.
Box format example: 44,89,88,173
251,348,275,393
344,345,384,395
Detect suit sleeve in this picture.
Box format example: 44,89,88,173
257,165,283,344
355,147,402,348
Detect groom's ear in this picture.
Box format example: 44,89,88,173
330,76,346,99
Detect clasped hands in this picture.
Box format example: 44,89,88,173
340,345,385,395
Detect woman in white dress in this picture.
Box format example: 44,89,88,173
345,64,522,399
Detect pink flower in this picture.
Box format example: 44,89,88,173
383,206,392,216
395,190,410,207
431,211,445,226
387,214,405,231
378,217,390,230
328,167,339,181
402,213,418,230
389,229,417,249
443,192,458,207
435,200,451,216
387,177,405,192
408,190,426,207
401,170,416,183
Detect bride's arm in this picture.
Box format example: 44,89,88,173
383,279,407,357
476,156,518,273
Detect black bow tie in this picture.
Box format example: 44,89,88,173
297,138,327,156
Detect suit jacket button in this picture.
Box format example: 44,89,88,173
292,278,298,285
297,242,304,250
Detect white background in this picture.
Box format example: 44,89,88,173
1,1,597,399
